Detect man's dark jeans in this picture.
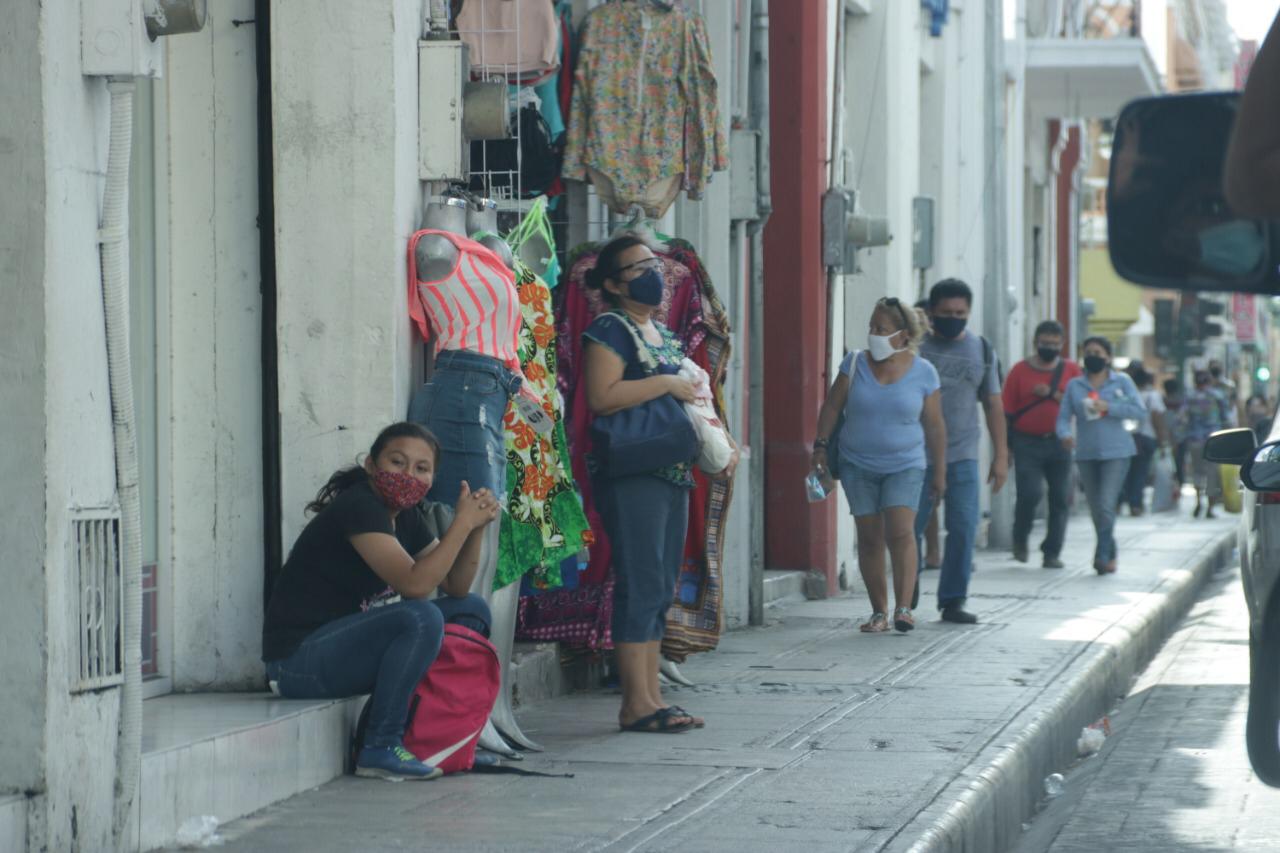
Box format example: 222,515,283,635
1122,432,1158,510
1011,432,1073,559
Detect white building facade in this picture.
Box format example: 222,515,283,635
2,1,756,848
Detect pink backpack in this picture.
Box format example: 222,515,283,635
353,624,501,775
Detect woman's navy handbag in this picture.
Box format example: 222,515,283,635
592,395,699,478
590,313,699,478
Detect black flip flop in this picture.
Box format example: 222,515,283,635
620,708,694,734
665,706,705,728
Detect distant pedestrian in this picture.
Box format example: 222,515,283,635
1246,394,1272,443
1056,337,1146,575
1120,364,1167,516
1180,370,1229,519
914,279,1009,624
915,299,942,572
813,298,946,633
1208,360,1240,427
1163,378,1188,487
1002,320,1081,569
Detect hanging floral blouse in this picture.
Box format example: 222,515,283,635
495,264,592,590
562,1,727,205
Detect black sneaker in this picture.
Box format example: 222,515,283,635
940,605,978,624
1042,556,1065,569
1013,544,1029,563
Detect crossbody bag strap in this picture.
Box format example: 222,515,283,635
1009,358,1067,428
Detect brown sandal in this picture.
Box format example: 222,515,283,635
860,612,890,633
893,607,915,633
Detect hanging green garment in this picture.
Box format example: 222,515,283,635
495,262,590,590
505,196,562,289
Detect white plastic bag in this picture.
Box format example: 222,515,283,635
678,359,734,474
1152,449,1177,513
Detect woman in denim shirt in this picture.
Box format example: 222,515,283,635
1056,336,1146,574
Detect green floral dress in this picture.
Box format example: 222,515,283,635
495,265,592,590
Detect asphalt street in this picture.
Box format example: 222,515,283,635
1014,561,1280,852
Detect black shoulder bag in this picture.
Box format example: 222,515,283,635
589,314,699,478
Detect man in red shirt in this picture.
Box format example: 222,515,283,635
1002,320,1082,568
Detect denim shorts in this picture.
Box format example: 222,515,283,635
407,350,521,506
840,463,926,517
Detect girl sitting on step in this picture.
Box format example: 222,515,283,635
261,422,498,781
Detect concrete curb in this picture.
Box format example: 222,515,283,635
889,531,1237,853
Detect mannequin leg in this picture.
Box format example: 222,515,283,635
469,521,543,751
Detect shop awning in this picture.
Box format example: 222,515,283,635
1023,37,1161,121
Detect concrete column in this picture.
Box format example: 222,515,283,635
673,0,751,628
0,0,50,820
163,0,265,690
763,1,834,588
1,1,132,847
271,0,422,547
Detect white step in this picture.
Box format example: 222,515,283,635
0,795,25,852
762,570,805,607
138,693,362,851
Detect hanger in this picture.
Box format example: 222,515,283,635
617,0,678,8
611,203,666,246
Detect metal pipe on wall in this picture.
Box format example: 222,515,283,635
985,0,1013,549
101,77,143,847
747,0,770,626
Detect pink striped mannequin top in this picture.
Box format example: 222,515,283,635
407,229,523,374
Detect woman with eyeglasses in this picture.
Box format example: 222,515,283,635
582,233,739,733
812,298,947,634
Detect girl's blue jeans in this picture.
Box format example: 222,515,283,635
264,594,491,749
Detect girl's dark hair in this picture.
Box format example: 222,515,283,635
1081,335,1113,356
306,422,441,514
584,233,651,302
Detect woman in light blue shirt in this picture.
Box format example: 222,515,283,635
1056,336,1146,574
812,298,947,633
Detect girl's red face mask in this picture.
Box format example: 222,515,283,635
370,470,430,510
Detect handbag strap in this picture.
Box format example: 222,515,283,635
1009,358,1067,428
609,311,662,376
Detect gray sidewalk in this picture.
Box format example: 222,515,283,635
207,513,1235,853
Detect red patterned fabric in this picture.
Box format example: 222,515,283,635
517,238,732,659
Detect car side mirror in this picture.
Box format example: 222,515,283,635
1243,441,1280,492
1107,93,1280,295
1204,428,1258,466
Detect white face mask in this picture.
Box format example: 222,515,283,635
867,331,906,362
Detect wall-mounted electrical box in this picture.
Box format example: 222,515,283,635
419,41,469,182
822,187,892,272
82,0,163,77
912,196,935,270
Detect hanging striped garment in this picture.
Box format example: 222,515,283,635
407,229,523,374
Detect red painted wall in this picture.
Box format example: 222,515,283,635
1053,122,1082,350
762,3,836,589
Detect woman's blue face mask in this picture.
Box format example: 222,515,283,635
625,267,664,307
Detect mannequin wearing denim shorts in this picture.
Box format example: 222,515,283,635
406,208,537,752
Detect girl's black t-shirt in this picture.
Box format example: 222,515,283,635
261,480,447,662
